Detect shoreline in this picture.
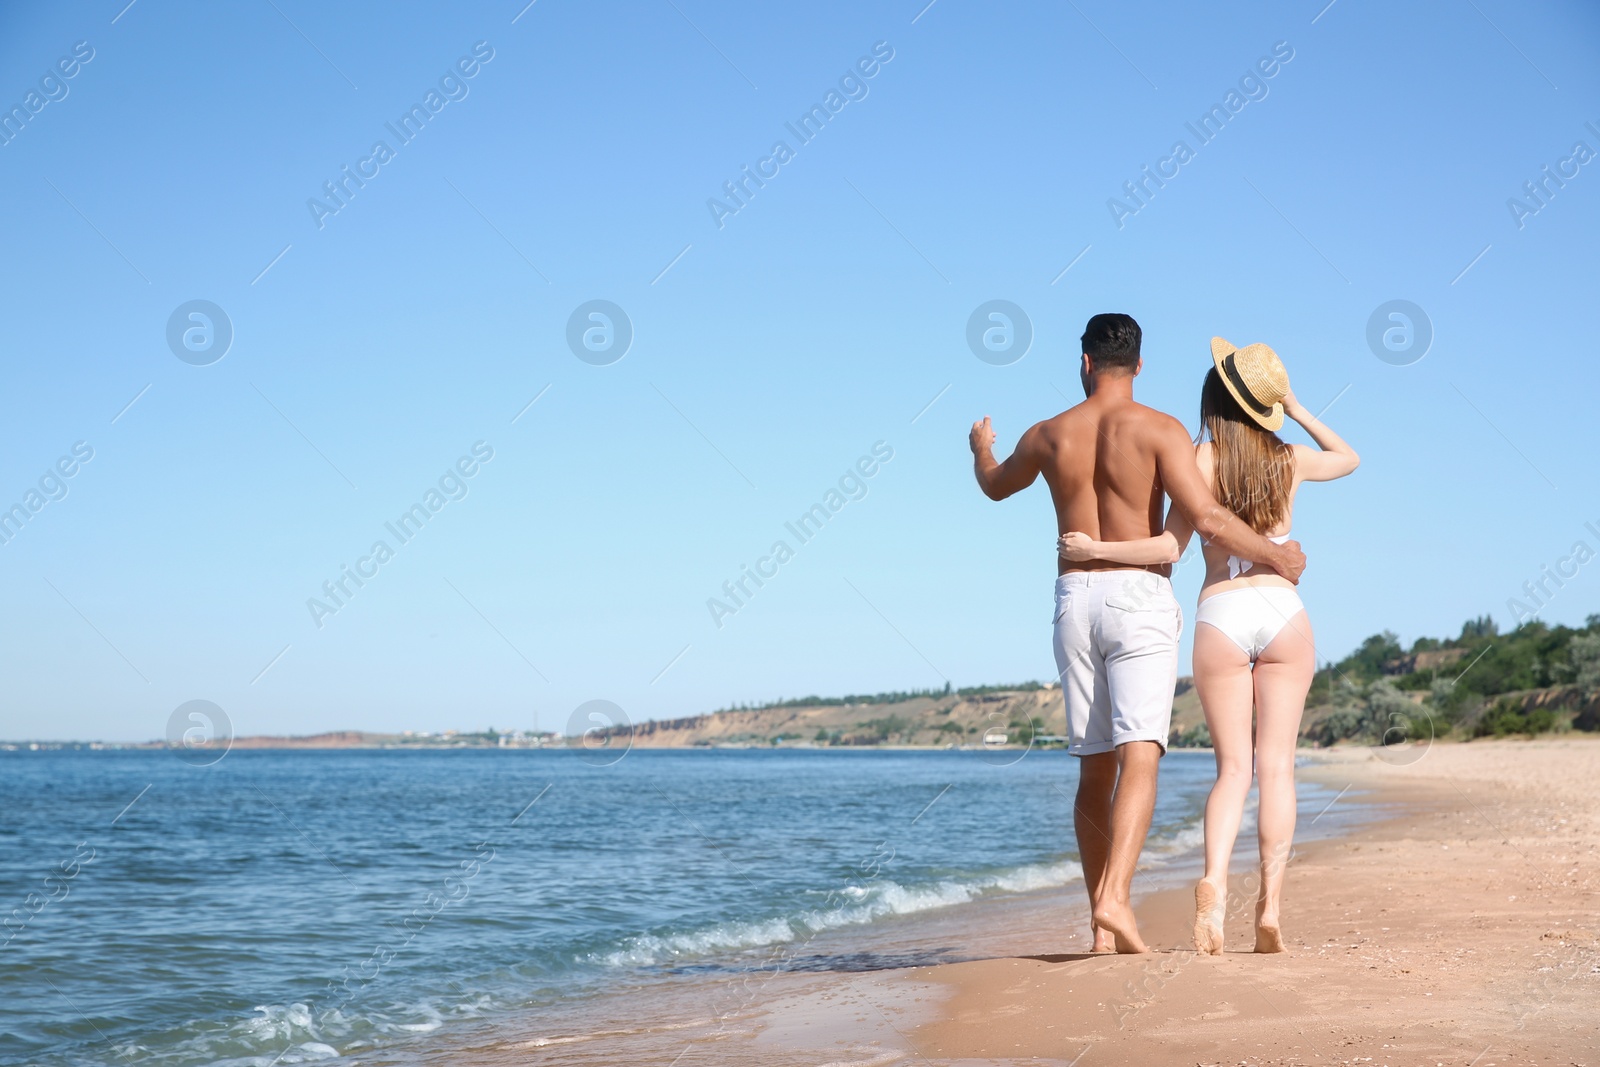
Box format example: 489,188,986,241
435,739,1598,1065
421,755,1360,1065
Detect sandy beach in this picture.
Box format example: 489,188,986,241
907,738,1599,1065
448,738,1598,1066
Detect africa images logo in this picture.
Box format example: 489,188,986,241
706,41,895,229
1106,41,1295,229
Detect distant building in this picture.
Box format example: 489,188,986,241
1384,648,1468,675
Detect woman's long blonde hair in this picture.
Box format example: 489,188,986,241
1199,366,1292,533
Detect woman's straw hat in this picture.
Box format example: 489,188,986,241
1210,336,1288,431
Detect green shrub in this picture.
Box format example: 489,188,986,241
1308,707,1367,746
857,714,910,742
1367,679,1432,746
1474,697,1557,737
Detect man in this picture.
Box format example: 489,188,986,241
969,313,1305,953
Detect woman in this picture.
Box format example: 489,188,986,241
1059,337,1358,954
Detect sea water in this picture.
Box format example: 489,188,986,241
0,748,1353,1066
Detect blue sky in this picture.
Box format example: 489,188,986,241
0,0,1596,741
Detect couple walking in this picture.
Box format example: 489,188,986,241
970,313,1358,954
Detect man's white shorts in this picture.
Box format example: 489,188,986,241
1051,570,1182,757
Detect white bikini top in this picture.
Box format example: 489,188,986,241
1227,533,1291,580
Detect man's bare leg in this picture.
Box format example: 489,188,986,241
1089,740,1162,953
1074,752,1118,951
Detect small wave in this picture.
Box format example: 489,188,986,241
815,1052,911,1067
592,858,1085,968
597,915,802,967
128,996,490,1067
1147,819,1206,857
392,1001,444,1033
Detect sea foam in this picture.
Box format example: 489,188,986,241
591,858,1087,968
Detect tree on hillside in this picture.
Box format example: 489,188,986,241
1332,631,1403,683
1571,633,1600,690
1429,675,1466,722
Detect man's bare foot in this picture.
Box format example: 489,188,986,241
1091,901,1149,953
1193,879,1224,955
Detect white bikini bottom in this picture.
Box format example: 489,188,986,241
1194,586,1306,661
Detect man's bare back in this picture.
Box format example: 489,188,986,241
1022,396,1178,577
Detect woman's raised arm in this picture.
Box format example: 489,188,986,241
1285,388,1359,482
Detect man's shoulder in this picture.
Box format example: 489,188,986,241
1103,399,1188,441
1030,398,1186,440
1026,405,1088,440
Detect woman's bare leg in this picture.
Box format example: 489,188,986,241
1191,621,1255,954
1250,609,1316,952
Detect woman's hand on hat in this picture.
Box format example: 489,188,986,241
1282,387,1307,421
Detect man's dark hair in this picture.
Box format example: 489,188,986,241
1081,313,1142,371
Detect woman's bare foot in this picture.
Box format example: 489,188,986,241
1192,879,1225,955
1254,923,1285,952
1091,901,1150,954
1090,922,1116,953
1255,903,1285,953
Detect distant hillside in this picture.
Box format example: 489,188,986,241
625,685,1064,748
590,679,1205,749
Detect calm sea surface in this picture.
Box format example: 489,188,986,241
0,748,1349,1066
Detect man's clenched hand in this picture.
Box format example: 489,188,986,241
1270,539,1307,584
970,416,996,455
